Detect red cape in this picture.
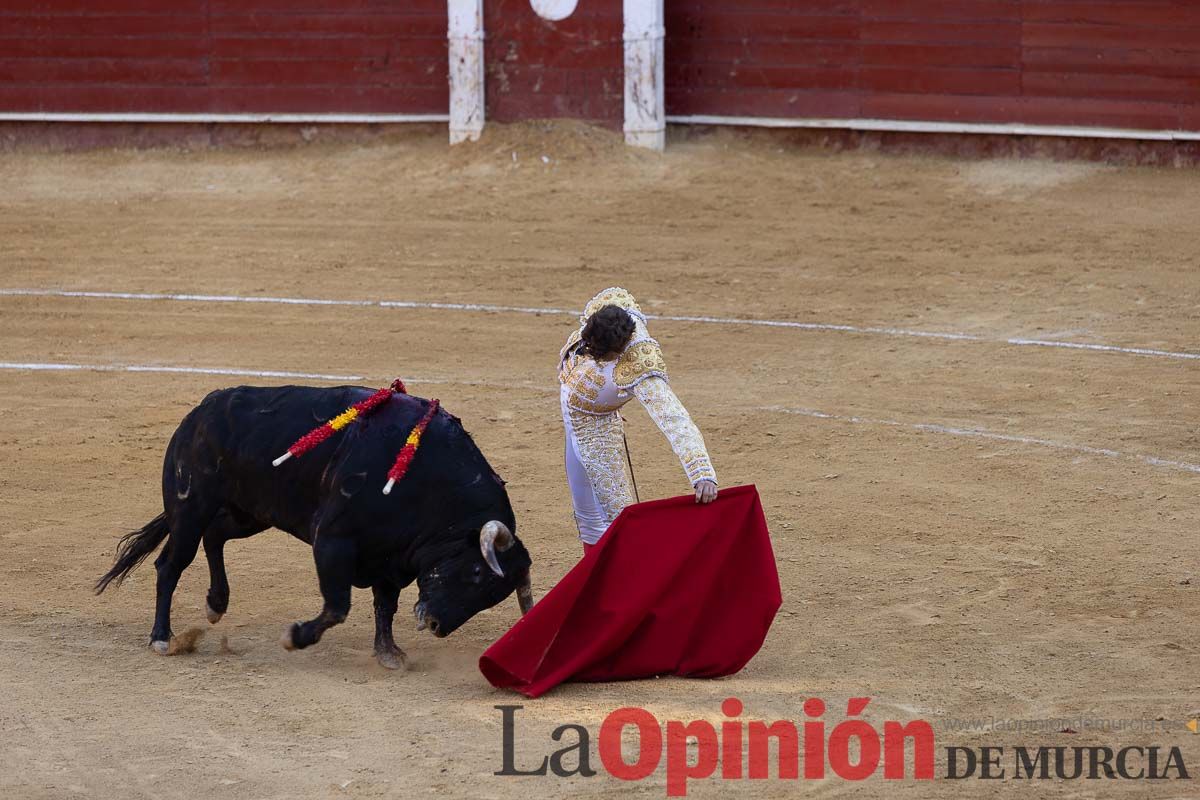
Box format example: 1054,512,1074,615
479,484,781,698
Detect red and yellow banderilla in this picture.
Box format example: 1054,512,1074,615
272,379,440,495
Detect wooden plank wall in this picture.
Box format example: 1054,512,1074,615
665,0,1200,131
0,0,448,114
2,0,1196,133
484,0,622,125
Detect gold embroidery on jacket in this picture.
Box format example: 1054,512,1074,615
567,408,635,523
561,355,617,414
559,329,582,365
613,340,668,389
582,287,643,324
632,376,717,486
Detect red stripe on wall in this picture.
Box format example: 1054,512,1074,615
666,11,861,42
0,1,448,115
0,1,208,14
0,58,208,86
0,84,448,114
208,14,445,39
1,0,1196,133
484,0,623,127
209,37,447,61
665,87,862,119
860,43,1019,69
0,37,212,60
667,0,1200,132
1021,1,1200,28
0,14,209,37
860,1,1021,23
860,21,1021,45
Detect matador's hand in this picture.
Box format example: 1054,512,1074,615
694,480,718,504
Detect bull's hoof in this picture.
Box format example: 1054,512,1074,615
150,639,170,655
375,646,407,671
205,601,224,625
280,625,298,651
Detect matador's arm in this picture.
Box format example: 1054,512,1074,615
632,376,718,487
613,339,717,487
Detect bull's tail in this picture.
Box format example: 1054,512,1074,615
95,513,170,594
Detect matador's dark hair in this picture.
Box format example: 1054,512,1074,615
581,304,636,360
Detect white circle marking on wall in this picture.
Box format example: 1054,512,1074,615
530,0,578,22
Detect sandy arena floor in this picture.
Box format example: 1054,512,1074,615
1,122,1198,799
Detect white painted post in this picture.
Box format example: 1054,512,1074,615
448,0,485,144
623,0,665,151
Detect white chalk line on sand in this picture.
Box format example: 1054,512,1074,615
3,288,1197,362
763,405,1200,475
0,361,366,382
0,360,552,393
1,359,1194,477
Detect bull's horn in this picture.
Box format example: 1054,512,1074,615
480,520,513,577
516,571,535,615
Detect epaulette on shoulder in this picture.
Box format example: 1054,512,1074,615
613,339,667,389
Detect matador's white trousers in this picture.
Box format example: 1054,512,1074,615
561,385,634,545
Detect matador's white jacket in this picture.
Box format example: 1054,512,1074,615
559,287,717,544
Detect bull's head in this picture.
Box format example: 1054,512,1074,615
413,520,534,637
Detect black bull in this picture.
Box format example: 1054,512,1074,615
96,385,534,669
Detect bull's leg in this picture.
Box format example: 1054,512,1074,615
150,517,207,654
281,535,355,652
202,533,230,625
202,510,266,624
371,582,406,670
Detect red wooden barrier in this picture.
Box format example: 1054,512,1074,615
0,0,1196,136
483,0,622,126
665,0,1200,132
0,0,448,114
